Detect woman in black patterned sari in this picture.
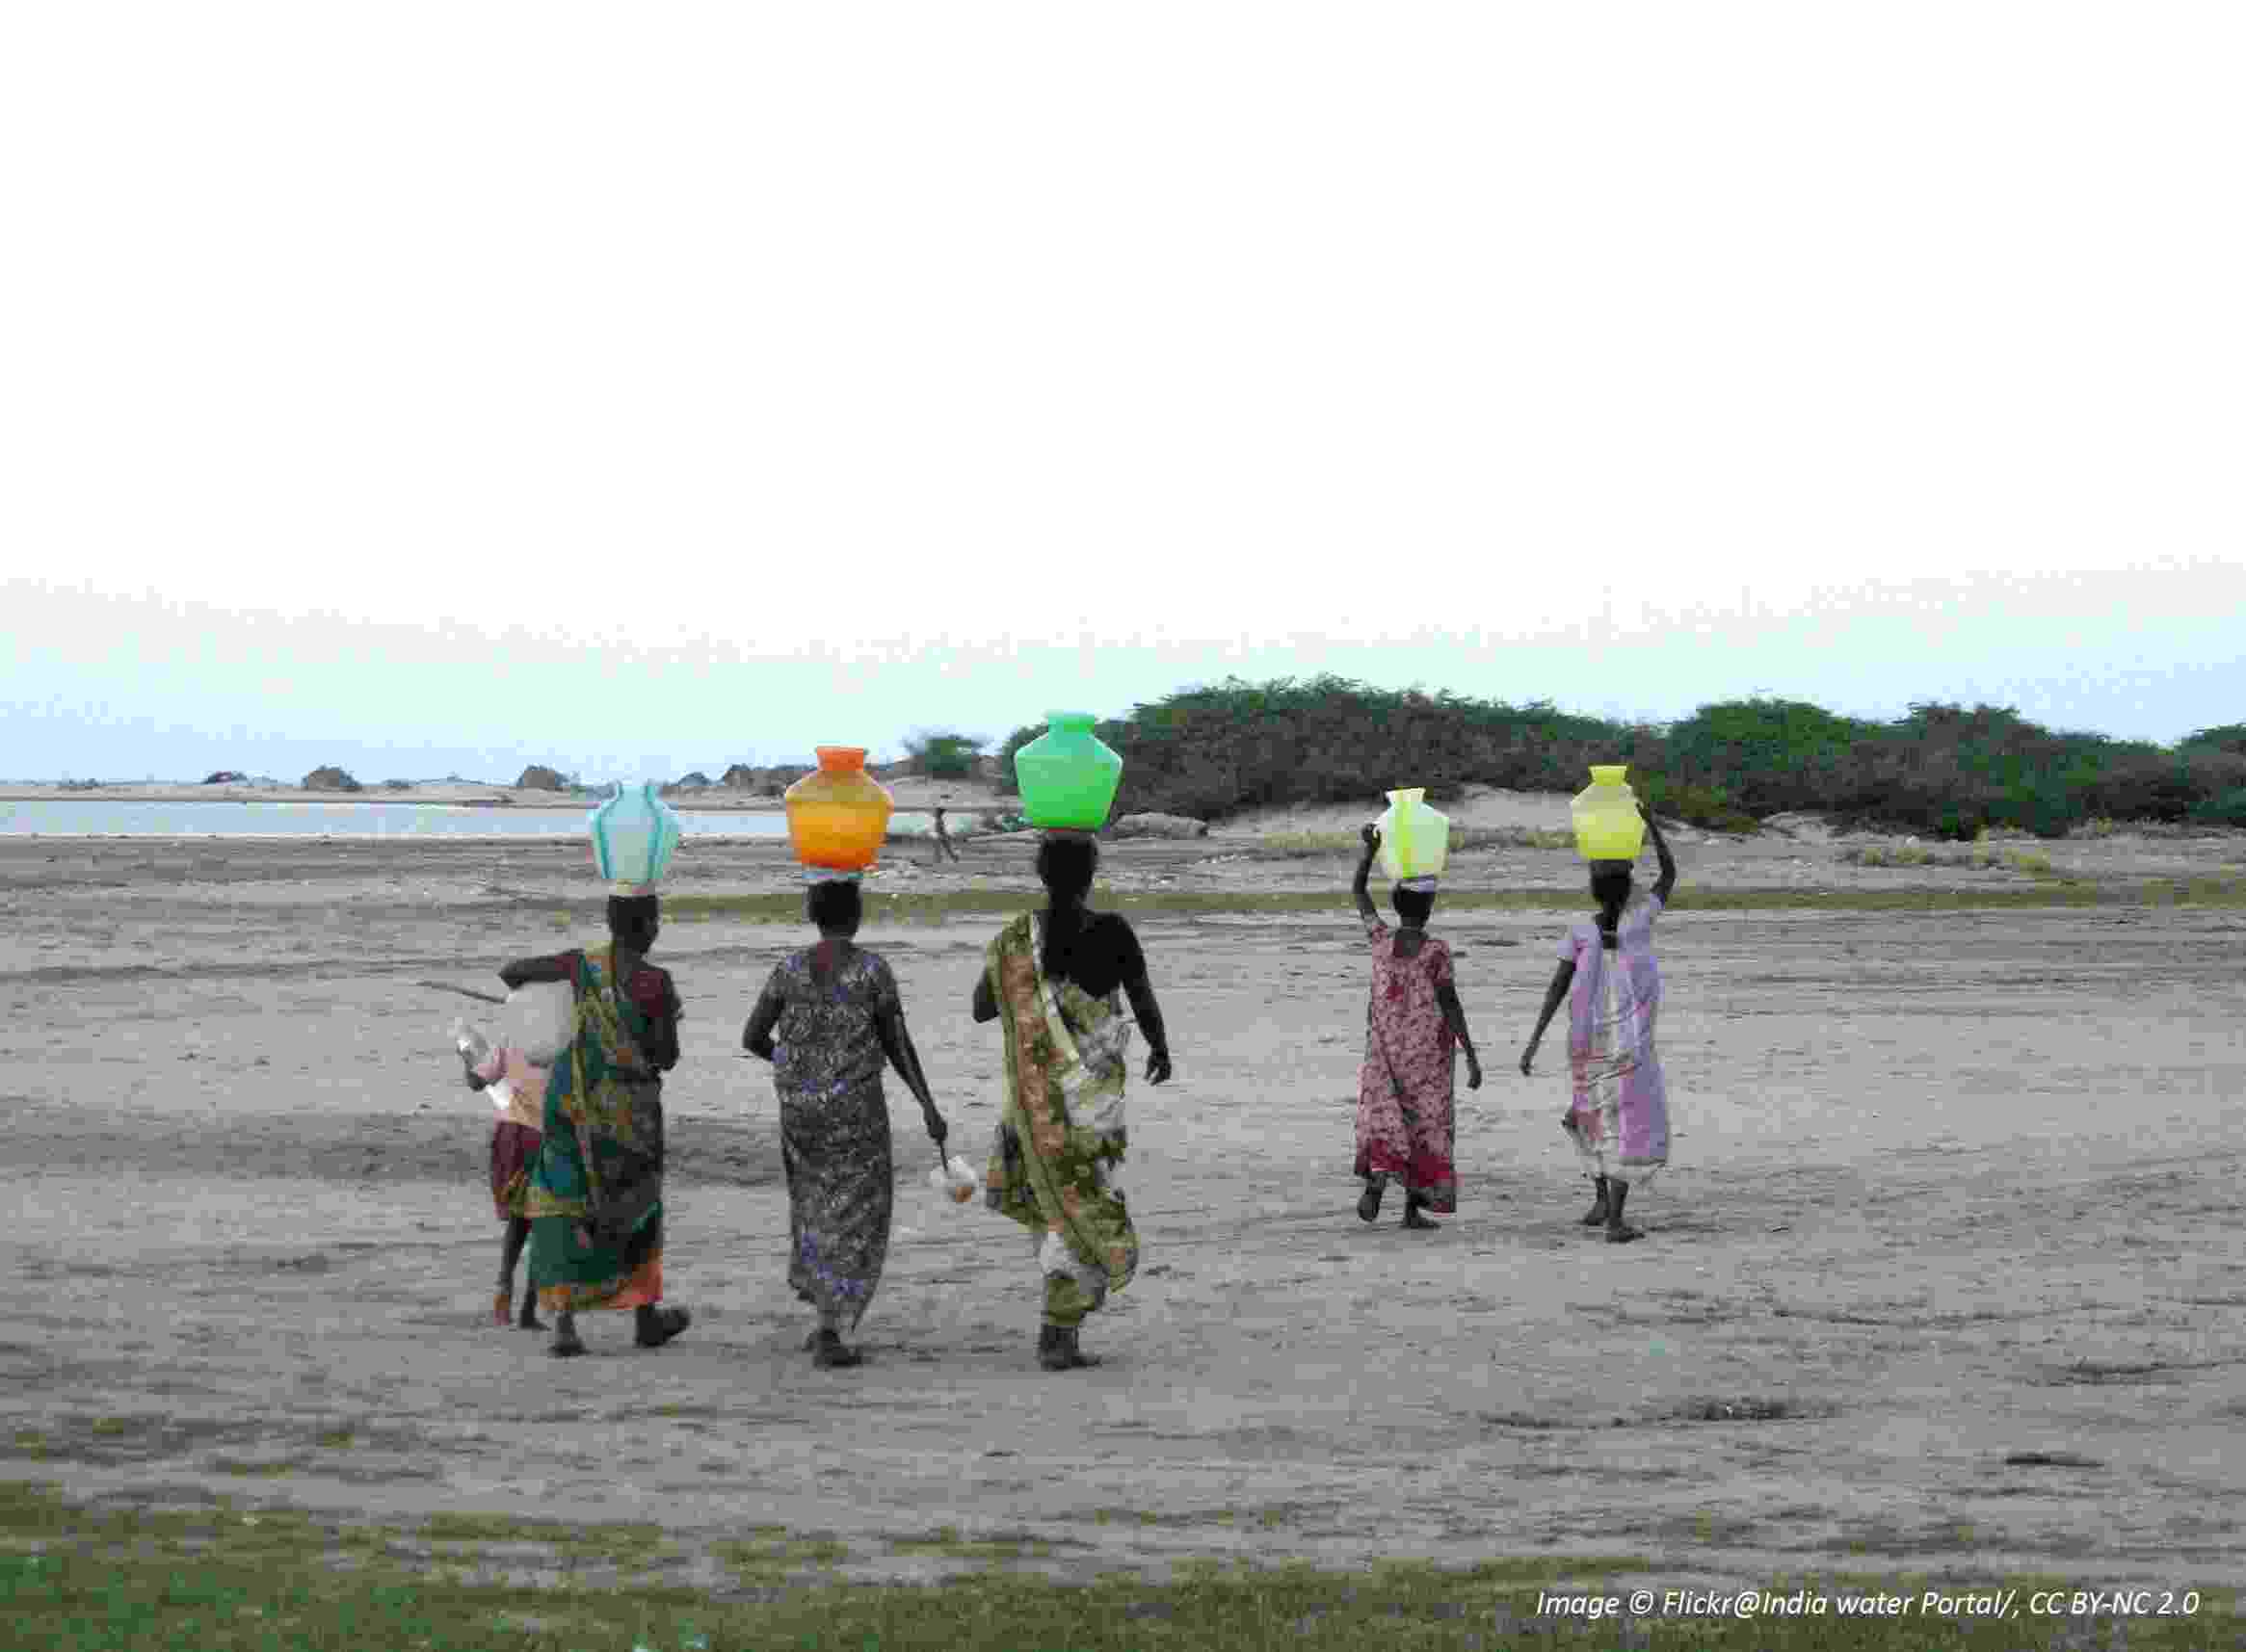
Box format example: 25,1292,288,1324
744,878,948,1369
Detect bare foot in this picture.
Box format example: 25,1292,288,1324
1402,1206,1440,1231
634,1306,691,1350
549,1331,587,1358
811,1328,861,1369
1039,1326,1099,1370
1357,1181,1385,1223
1579,1197,1611,1227
1604,1223,1644,1245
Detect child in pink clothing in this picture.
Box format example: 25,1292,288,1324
463,1040,549,1329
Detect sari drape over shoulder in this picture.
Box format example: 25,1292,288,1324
982,911,1139,1326
526,946,670,1311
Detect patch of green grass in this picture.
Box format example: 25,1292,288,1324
311,1428,354,1449
1456,826,1578,852
0,1485,2232,1651
711,1531,849,1579
417,1511,569,1546
885,1530,1049,1563
1248,826,1576,860
1838,843,2061,877
1250,830,1361,858
209,1457,299,1478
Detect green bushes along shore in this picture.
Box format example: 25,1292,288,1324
996,678,2246,841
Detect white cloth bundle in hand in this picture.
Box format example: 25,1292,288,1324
505,981,574,1065
925,1153,980,1205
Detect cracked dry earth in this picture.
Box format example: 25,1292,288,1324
1,835,2243,1594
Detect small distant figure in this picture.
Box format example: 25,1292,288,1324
929,806,963,866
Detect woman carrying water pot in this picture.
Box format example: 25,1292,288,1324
1520,801,1678,1243
743,876,949,1370
1352,824,1483,1230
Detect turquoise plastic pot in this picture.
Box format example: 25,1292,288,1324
1014,712,1123,830
588,782,683,885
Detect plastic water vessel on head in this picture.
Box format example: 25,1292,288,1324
588,782,683,891
1372,788,1449,883
1572,766,1645,861
1014,713,1123,831
784,747,893,873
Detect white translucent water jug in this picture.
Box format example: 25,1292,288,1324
589,782,683,886
1373,788,1449,881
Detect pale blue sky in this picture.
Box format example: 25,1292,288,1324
5,5,2240,783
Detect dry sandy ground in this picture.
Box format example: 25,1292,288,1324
2,828,2244,1601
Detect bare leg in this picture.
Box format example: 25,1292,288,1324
1605,1178,1642,1244
498,1219,542,1328
1580,1175,1611,1226
1357,1170,1387,1223
550,1307,585,1357
812,1311,860,1369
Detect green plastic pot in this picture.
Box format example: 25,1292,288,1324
1014,712,1123,831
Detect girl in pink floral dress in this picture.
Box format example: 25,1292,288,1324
1351,824,1484,1229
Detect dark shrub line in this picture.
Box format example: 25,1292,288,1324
997,678,2246,841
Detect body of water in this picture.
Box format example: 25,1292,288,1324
0,800,978,839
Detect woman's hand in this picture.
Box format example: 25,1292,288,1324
1360,824,1381,854
1145,1048,1173,1086
1519,1037,1539,1078
920,1097,948,1146
1466,1052,1484,1090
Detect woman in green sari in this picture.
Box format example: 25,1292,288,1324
970,834,1172,1372
506,893,692,1359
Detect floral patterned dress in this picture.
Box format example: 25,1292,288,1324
752,946,900,1331
1355,919,1459,1213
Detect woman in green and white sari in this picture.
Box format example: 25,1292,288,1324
971,834,1172,1371
505,893,692,1359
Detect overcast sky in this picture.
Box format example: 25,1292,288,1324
5,4,2240,783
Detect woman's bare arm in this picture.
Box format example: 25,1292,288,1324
970,967,997,1024
1644,803,1678,905
742,985,780,1062
498,954,572,990
1352,826,1380,926
1123,972,1172,1084
1434,981,1478,1063
873,1004,936,1109
1521,960,1574,1074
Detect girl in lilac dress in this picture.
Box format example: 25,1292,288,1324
1520,802,1678,1243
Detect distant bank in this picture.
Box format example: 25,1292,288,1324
0,798,988,840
